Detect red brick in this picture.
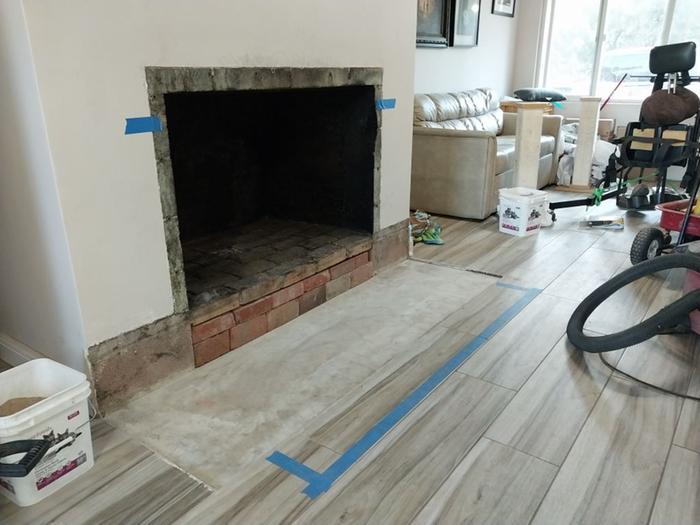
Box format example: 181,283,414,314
352,251,370,268
350,262,374,287
234,296,273,323
267,300,299,330
329,258,355,280
191,312,234,344
193,332,230,367
326,274,352,300
230,315,268,349
299,286,326,314
270,282,304,308
302,270,330,292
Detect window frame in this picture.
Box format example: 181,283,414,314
537,0,684,102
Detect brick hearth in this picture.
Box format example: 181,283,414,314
191,250,373,366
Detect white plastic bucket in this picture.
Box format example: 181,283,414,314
498,187,549,237
0,359,94,507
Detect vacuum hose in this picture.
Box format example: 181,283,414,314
567,254,700,352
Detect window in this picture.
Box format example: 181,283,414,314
596,0,667,100
544,0,600,96
670,0,700,84
541,0,699,101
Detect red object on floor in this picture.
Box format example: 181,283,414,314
657,199,700,237
683,269,700,335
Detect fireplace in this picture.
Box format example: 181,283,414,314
145,67,384,365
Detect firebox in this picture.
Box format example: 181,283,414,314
147,67,382,313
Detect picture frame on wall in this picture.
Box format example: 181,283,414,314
491,0,516,17
450,0,481,47
416,0,451,47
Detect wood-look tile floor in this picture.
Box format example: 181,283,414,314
4,190,699,524
0,420,212,524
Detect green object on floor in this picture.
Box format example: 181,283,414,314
592,187,605,206
420,224,444,245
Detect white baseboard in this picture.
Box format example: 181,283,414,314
0,332,46,366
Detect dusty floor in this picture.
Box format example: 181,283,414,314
3,191,699,524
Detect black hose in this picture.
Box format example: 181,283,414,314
567,254,700,352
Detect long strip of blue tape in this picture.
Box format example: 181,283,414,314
125,116,162,135
376,98,396,110
266,282,541,498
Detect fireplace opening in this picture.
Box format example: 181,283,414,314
164,85,378,307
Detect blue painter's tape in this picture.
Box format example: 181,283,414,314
376,98,396,110
125,116,162,135
478,287,540,340
266,452,326,486
267,283,542,498
495,281,534,292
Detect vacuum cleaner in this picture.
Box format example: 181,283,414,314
566,42,700,400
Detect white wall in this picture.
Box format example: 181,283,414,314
414,0,519,96
21,0,418,346
0,0,86,370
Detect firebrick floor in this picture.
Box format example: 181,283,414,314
182,218,371,307
3,192,700,524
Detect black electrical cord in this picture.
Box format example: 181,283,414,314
567,253,700,400
598,353,700,401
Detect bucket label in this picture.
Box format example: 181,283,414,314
35,452,87,491
67,410,80,420
499,198,545,235
0,477,15,494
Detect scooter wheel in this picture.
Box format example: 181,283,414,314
630,227,666,265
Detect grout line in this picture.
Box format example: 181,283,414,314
670,441,700,456
452,369,518,392
645,342,700,524
314,440,344,458
483,436,561,469
405,387,497,523
645,413,681,525
505,331,566,391
409,256,503,278
527,358,616,525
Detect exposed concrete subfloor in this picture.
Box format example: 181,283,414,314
109,259,500,488
4,190,700,524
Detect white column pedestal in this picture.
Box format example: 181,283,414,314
515,102,546,188
571,96,602,189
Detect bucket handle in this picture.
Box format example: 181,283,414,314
0,440,51,478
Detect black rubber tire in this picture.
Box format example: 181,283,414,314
567,254,700,353
630,227,666,265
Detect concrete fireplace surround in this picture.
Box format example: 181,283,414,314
87,67,409,411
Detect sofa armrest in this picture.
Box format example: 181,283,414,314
411,127,497,219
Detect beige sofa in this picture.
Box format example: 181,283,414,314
411,89,563,219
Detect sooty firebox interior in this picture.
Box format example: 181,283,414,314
164,85,377,307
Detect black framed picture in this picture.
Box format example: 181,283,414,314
492,0,516,17
450,0,481,47
417,0,451,47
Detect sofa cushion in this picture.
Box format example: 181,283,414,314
495,135,556,174
414,88,503,134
